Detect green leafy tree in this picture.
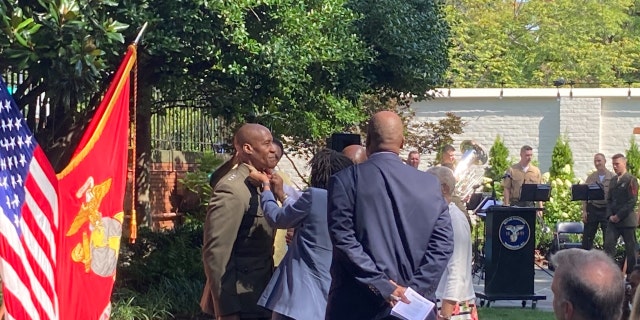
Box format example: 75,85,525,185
444,0,640,87
0,1,129,152
626,136,640,178
3,0,451,224
348,0,450,98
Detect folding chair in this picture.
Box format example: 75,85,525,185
554,222,584,250
548,221,584,270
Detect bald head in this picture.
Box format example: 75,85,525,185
235,124,267,145
342,145,367,164
234,123,277,171
366,111,404,155
551,248,623,320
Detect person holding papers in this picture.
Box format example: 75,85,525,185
427,167,477,320
326,111,453,320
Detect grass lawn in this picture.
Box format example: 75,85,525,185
478,307,556,320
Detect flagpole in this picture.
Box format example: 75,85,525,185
132,22,149,47
128,23,146,243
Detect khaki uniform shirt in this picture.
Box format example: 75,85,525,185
201,164,275,318
502,163,542,202
584,169,614,208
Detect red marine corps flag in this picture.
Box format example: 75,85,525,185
0,43,137,320
55,44,136,319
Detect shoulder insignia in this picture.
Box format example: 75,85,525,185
227,173,237,181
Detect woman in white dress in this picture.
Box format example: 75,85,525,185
427,166,477,320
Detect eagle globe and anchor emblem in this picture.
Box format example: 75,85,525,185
499,216,531,250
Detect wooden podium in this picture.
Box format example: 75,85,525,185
475,206,546,309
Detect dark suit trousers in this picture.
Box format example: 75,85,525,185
604,223,638,275
582,204,608,250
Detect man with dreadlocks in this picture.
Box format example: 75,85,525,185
249,148,354,320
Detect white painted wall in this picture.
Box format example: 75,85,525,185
412,89,640,179
276,88,640,188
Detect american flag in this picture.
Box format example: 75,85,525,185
0,78,59,320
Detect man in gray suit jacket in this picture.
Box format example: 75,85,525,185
326,111,454,320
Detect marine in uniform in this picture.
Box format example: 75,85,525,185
581,153,614,250
201,124,278,320
603,154,639,275
502,145,541,207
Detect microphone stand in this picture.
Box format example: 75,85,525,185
491,180,498,206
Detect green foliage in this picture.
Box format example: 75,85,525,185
348,0,450,98
0,1,129,144
179,152,224,220
625,136,640,209
544,136,581,228
626,136,640,178
113,0,374,144
444,0,640,87
483,135,510,198
486,135,510,181
549,135,575,180
114,221,205,318
545,180,581,230
110,293,173,320
3,0,452,157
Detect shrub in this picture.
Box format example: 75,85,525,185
179,152,225,221
110,291,172,320
113,220,205,318
484,135,510,199
531,136,580,257
626,136,640,178
549,135,575,181
544,136,581,228
486,135,510,181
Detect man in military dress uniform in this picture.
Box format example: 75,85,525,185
581,153,614,250
603,153,639,275
502,145,542,207
201,123,279,320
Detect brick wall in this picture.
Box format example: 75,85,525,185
147,150,200,229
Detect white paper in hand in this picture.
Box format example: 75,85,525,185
390,287,435,320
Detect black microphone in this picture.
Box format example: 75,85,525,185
501,173,511,180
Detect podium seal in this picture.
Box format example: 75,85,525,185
499,216,530,250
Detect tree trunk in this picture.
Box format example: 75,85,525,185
135,84,152,228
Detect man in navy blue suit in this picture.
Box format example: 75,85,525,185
326,111,454,320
